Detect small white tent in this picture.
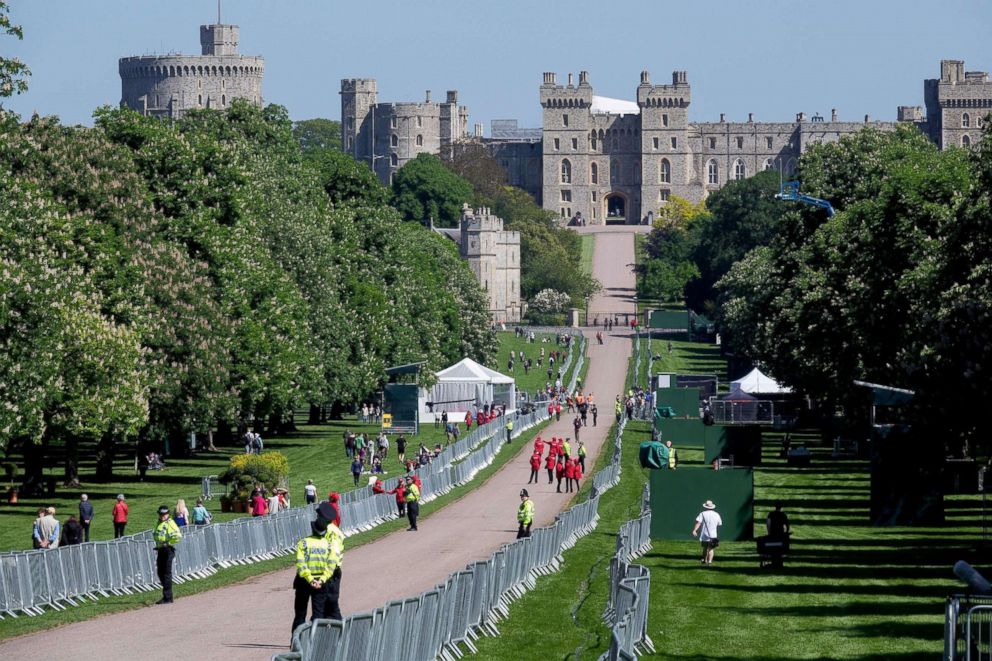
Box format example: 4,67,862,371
425,358,516,417
731,367,792,395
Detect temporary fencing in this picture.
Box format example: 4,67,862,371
276,408,629,661
601,484,655,660
0,394,559,619
945,594,992,660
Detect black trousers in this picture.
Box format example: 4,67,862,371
528,469,539,484
396,500,406,517
156,546,175,602
82,521,90,543
407,501,419,530
516,522,531,539
546,468,554,483
114,522,126,538
291,568,342,634
579,456,586,472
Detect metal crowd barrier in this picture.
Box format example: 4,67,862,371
0,400,554,619
201,475,221,500
945,594,992,660
277,407,628,661
601,484,655,660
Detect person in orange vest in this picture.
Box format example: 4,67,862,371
528,452,541,484
564,458,576,493
555,459,566,493
545,452,556,484
572,457,583,491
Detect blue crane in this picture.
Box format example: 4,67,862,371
775,180,835,217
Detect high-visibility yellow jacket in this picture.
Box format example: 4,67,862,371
518,499,534,525
578,445,587,457
668,447,678,469
404,483,420,503
296,534,340,584
153,519,182,548
323,523,345,569
562,441,571,456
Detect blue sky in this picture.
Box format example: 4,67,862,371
4,0,990,131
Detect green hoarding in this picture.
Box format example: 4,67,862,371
649,467,754,541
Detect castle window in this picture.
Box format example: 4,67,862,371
734,159,746,180
962,113,970,128
610,159,619,184
572,137,578,150
591,162,599,184
198,79,202,89
390,116,397,129
390,153,398,167
662,114,669,127
962,134,971,147
707,160,718,184
554,138,560,151
612,138,619,150
391,134,398,148
561,190,572,202
563,114,569,127
591,136,597,150
764,158,774,171
222,80,226,90
659,159,671,184
766,136,773,149
653,137,659,150
709,137,716,149
561,159,572,184
660,189,670,203
417,116,423,128
671,137,677,149
736,136,744,149
222,95,226,106
416,134,424,146
592,191,597,202
198,94,203,106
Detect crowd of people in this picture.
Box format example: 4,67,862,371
526,434,586,493
359,402,382,424
619,387,653,420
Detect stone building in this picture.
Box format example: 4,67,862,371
119,23,264,119
434,206,521,323
341,81,469,185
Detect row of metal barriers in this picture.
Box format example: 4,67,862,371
945,594,992,660
0,396,554,620
274,410,627,661
601,485,655,660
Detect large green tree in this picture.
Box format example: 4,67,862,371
0,1,29,99
292,118,342,153
392,153,474,227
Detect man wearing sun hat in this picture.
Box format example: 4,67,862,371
691,500,723,566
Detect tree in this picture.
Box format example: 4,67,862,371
304,148,388,207
292,118,342,153
0,1,29,99
443,142,507,204
391,153,474,227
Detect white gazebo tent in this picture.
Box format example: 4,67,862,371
730,367,792,395
423,358,517,419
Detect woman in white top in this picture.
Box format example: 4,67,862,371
304,479,318,505
691,500,723,565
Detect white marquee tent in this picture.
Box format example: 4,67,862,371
730,367,793,395
422,358,516,418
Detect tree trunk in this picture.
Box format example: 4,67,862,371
20,439,47,496
63,435,82,488
205,429,218,452
94,433,116,482
308,404,321,425
215,420,233,445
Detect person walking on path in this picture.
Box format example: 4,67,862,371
573,416,582,443
572,458,583,492
78,494,94,543
562,438,572,461
691,500,723,566
404,476,420,531
564,459,576,493
545,452,556,484
153,505,182,604
555,400,562,422
517,489,534,539
351,457,363,487
528,452,541,484
291,517,342,636
112,494,129,538
555,459,566,493
533,435,545,457
577,441,587,473
192,499,212,526
591,403,598,427
396,434,407,464
304,479,318,505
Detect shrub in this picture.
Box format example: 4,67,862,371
220,451,289,498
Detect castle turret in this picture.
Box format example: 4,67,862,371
340,78,377,162
460,206,521,322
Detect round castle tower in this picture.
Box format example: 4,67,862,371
119,23,264,119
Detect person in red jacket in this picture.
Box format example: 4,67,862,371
477,410,486,427
564,458,576,493
112,494,129,538
545,452,556,484
322,492,342,527
547,401,554,418
465,411,473,430
572,459,583,491
387,481,407,517
555,459,566,493
372,479,385,494
533,435,545,457
528,452,541,484
555,400,562,421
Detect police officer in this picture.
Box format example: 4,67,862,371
517,489,534,538
505,417,513,444
292,517,343,635
404,476,420,531
153,505,182,604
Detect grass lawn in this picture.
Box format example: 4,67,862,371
580,234,595,277
493,331,576,395
470,342,983,660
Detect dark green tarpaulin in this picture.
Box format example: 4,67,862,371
639,441,670,469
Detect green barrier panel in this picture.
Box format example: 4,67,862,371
703,426,763,465
649,467,754,541
648,309,690,331
654,418,706,448
655,387,700,417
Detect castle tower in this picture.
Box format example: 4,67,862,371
540,71,597,223
638,70,693,212
923,59,991,149
119,21,263,119
340,79,378,164
460,205,521,322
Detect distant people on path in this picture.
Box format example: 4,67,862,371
404,476,420,531
591,404,598,427
112,494,129,538
573,416,582,442
528,451,541,484
305,479,318,505
691,500,723,566
555,459,565,493
577,441,587,473
517,489,534,539
564,459,576,493
268,490,282,515
174,498,190,527
545,452,556,484
572,458,583,491
351,457,363,487
153,505,182,604
61,515,83,546
192,499,212,526
78,494,94,542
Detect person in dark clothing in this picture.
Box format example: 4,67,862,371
61,515,84,546
78,494,94,543
766,503,791,539
591,404,598,427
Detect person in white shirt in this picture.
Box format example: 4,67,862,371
304,479,318,505
691,500,723,565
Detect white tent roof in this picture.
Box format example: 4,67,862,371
435,358,514,385
591,95,640,115
731,367,792,394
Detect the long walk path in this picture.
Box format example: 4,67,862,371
0,227,638,660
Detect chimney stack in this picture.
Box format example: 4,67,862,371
447,90,458,104
425,90,431,103
719,113,725,123
748,112,754,123
640,70,651,85
831,108,838,122
567,73,574,86
579,71,589,85
474,123,483,137
797,112,805,122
